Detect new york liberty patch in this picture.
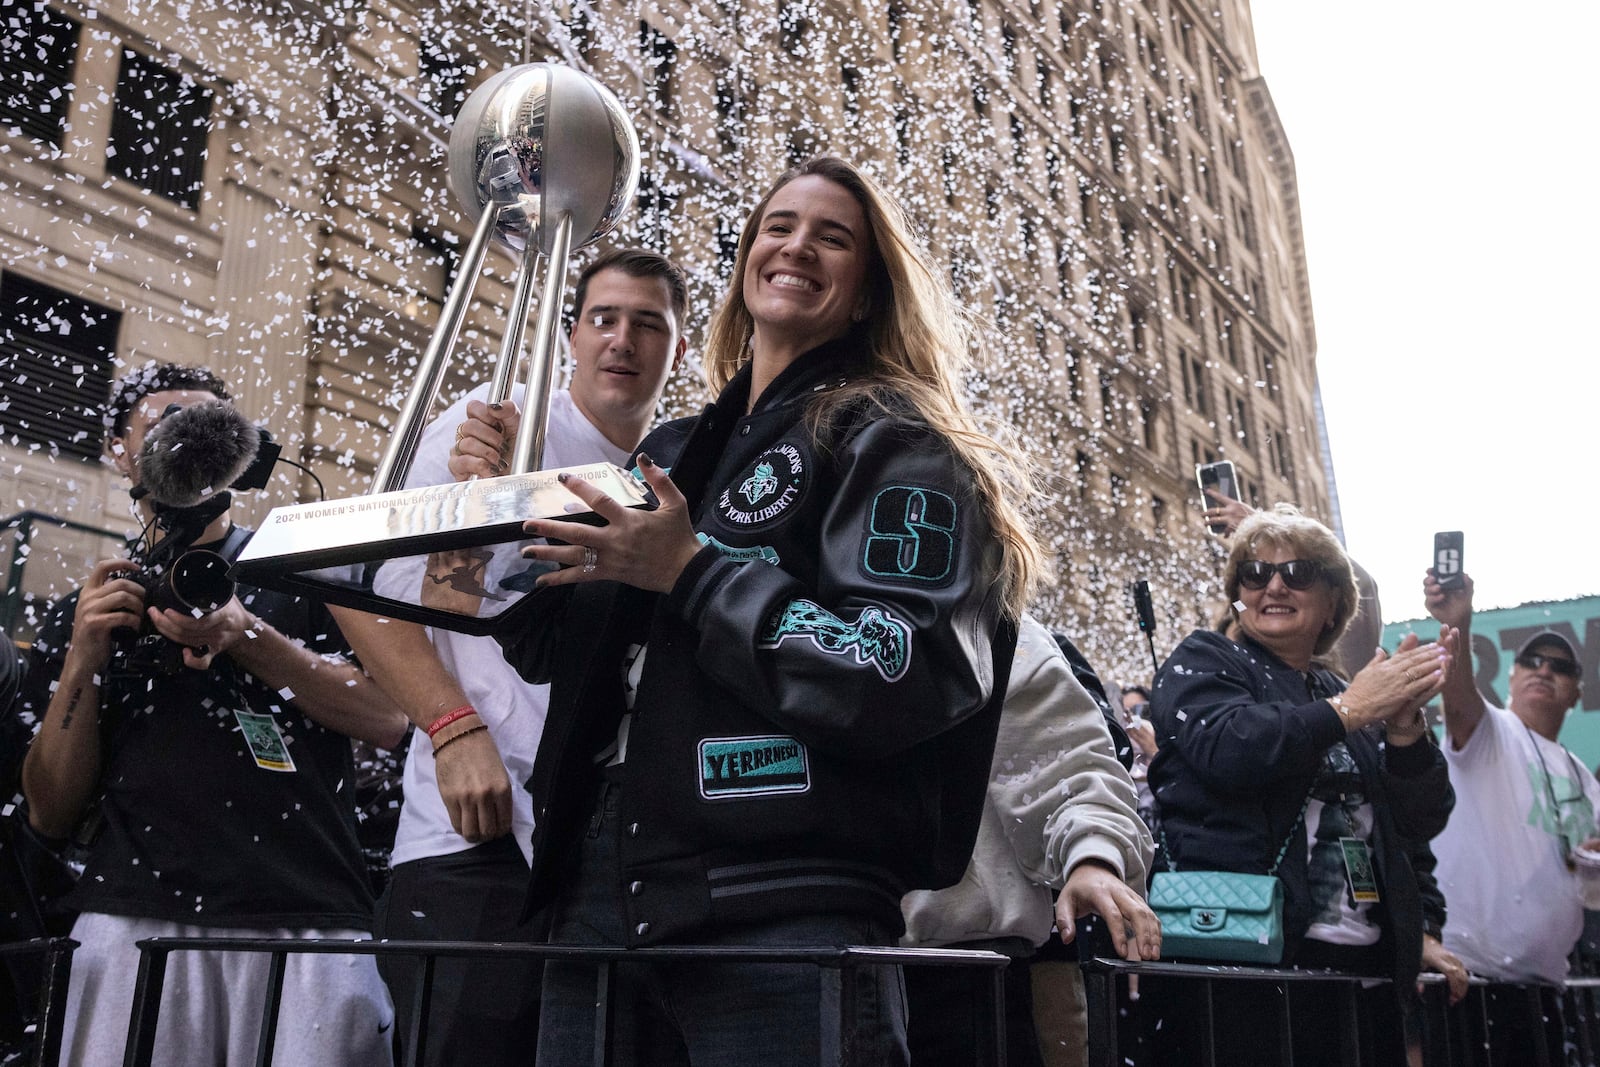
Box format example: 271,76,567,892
699,735,810,799
717,443,806,528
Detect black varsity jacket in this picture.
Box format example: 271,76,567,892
499,332,1016,946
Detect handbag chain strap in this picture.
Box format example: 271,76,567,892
1161,789,1312,876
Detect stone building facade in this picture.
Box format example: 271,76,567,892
0,0,1335,682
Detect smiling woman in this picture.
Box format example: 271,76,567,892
1144,504,1458,1065
479,155,1047,1066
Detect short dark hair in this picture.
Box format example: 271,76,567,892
573,247,687,326
1123,684,1152,701
104,361,231,437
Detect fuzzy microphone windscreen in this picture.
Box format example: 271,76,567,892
137,399,261,508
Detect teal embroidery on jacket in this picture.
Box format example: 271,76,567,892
759,599,910,682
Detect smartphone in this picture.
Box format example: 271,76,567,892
1195,460,1239,533
1434,531,1464,590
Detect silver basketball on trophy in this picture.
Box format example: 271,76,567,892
448,63,640,257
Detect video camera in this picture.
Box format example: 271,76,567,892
111,399,281,675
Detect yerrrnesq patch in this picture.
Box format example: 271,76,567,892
698,735,810,799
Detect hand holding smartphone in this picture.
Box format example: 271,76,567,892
1196,461,1239,534
1433,531,1464,590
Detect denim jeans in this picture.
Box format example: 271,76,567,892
535,777,909,1067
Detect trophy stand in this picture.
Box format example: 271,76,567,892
231,64,644,635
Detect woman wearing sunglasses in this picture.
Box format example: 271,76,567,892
1144,504,1458,1066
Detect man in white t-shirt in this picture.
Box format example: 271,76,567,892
334,248,687,1065
1424,569,1599,1064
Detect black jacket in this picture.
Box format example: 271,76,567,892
500,333,1015,946
1148,629,1453,988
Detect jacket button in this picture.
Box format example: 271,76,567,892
629,880,644,896
628,822,640,837
635,922,651,937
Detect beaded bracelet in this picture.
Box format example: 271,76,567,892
432,723,487,754
1386,710,1429,740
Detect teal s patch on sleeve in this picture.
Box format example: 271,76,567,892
862,486,956,585
699,735,811,799
759,599,911,682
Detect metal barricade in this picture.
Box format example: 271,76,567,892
0,937,76,1067
123,936,1009,1067
1077,955,1600,1067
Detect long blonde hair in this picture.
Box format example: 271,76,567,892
704,157,1046,617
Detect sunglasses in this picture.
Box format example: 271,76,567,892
1516,653,1581,679
1236,559,1325,591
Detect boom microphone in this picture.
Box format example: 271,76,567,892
137,399,261,508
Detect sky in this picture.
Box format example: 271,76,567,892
1245,2,1600,620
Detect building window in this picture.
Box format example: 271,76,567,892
888,2,906,63
1074,449,1091,499
1037,58,1054,112
1139,397,1157,451
1184,351,1210,417
841,65,861,120
1,0,79,148
635,169,675,247
895,105,912,168
1228,389,1250,446
780,8,810,57
108,49,213,211
1001,23,1017,78
1109,472,1128,512
0,271,120,461
569,0,594,60
420,45,473,118
1129,303,1149,355
714,70,742,153
639,21,676,119
411,225,459,299
1045,144,1062,204
1274,432,1295,485
1009,113,1026,167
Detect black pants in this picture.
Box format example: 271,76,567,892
373,836,543,1067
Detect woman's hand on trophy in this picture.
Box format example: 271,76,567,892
447,398,519,482
520,454,703,594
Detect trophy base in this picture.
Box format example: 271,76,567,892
230,462,649,635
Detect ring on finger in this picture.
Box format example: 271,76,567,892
455,425,468,442
581,546,598,574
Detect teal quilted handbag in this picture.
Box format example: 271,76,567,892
1153,789,1313,965
1149,870,1284,964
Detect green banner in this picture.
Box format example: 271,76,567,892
1385,595,1600,771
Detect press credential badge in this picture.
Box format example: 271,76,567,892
235,710,296,772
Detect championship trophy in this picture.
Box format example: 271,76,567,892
231,64,644,635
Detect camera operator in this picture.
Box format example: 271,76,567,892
19,362,406,1066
